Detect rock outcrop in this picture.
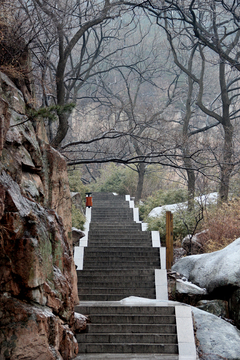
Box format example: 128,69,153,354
0,71,81,359
181,230,208,255
193,307,240,360
172,238,240,292
172,238,240,328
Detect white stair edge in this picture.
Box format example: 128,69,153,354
74,246,84,270
155,269,168,300
141,222,148,231
74,207,91,269
152,231,161,247
160,247,166,270
175,305,197,360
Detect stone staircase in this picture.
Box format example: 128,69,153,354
75,304,178,355
77,193,160,301
74,192,196,359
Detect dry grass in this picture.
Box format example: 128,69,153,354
0,12,27,79
202,199,240,252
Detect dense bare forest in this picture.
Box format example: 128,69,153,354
2,0,240,204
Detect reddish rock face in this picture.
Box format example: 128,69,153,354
0,297,78,360
0,71,81,359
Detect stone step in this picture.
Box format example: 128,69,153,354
89,225,146,229
76,306,175,316
83,324,177,334
74,354,179,359
82,260,160,267
92,193,125,198
91,204,130,208
88,233,149,238
91,219,134,222
85,314,176,324
83,256,159,262
91,213,132,217
83,248,159,255
91,213,133,217
92,207,131,210
88,230,152,240
91,208,132,212
79,291,156,301
89,228,145,233
78,333,177,344
88,233,150,238
78,281,154,288
89,227,149,231
89,230,144,235
83,257,160,264
92,207,130,210
83,259,160,266
82,260,158,265
77,343,178,354
77,269,155,277
92,200,127,204
91,209,132,212
88,232,147,237
83,253,159,260
89,229,144,233
78,288,156,295
91,217,134,221
77,275,155,285
79,293,156,301
87,238,151,243
87,242,152,248
90,219,141,226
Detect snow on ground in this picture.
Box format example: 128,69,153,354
148,192,218,218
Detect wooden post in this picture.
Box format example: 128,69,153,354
166,211,173,269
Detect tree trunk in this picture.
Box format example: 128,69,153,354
218,61,234,203
135,163,145,202
219,122,234,202
50,112,70,149
182,56,195,211
183,147,195,211
186,165,195,211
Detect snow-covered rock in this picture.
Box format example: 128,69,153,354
176,279,207,295
172,238,240,293
193,307,240,359
148,192,218,218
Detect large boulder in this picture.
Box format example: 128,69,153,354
193,307,240,360
172,238,240,328
182,230,208,255
172,238,240,293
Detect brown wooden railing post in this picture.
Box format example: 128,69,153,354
166,211,173,269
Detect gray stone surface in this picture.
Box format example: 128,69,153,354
196,299,228,318
192,307,240,360
230,288,240,328
172,238,240,292
176,279,207,295
74,355,179,360
181,230,208,255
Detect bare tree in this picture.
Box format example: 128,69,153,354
16,0,134,147
147,2,240,203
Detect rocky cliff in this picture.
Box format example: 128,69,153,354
0,71,83,360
